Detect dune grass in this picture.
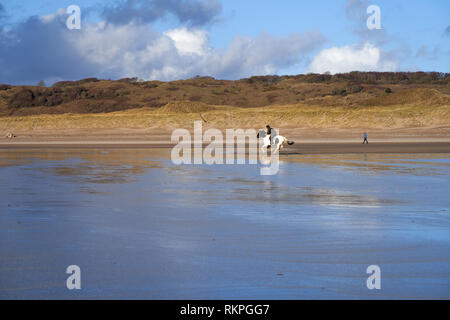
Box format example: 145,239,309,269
1,100,449,132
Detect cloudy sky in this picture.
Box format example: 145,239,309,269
0,0,449,84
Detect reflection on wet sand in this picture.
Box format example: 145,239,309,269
0,149,449,299
234,186,401,207
0,149,166,185
282,153,450,176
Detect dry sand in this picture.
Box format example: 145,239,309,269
1,127,450,154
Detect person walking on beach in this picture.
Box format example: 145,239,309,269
363,132,368,144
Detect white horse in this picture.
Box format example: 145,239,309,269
258,129,294,152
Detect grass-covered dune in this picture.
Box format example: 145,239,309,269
1,98,449,131
0,72,449,130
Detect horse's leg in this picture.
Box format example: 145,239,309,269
273,141,279,152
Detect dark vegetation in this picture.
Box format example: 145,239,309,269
0,72,448,116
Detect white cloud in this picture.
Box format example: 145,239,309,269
74,24,324,80
308,42,396,74
164,27,210,56
40,8,66,24
0,9,325,84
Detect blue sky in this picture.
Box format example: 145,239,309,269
0,0,449,84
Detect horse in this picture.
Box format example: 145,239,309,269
257,129,294,152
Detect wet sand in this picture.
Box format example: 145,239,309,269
0,149,449,299
2,129,450,300
1,141,450,154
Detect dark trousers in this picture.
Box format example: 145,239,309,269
363,138,368,144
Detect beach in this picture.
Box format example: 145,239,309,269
0,148,449,299
1,0,449,303
1,124,449,300
2,127,450,154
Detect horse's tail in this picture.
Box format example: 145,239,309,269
287,140,295,145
